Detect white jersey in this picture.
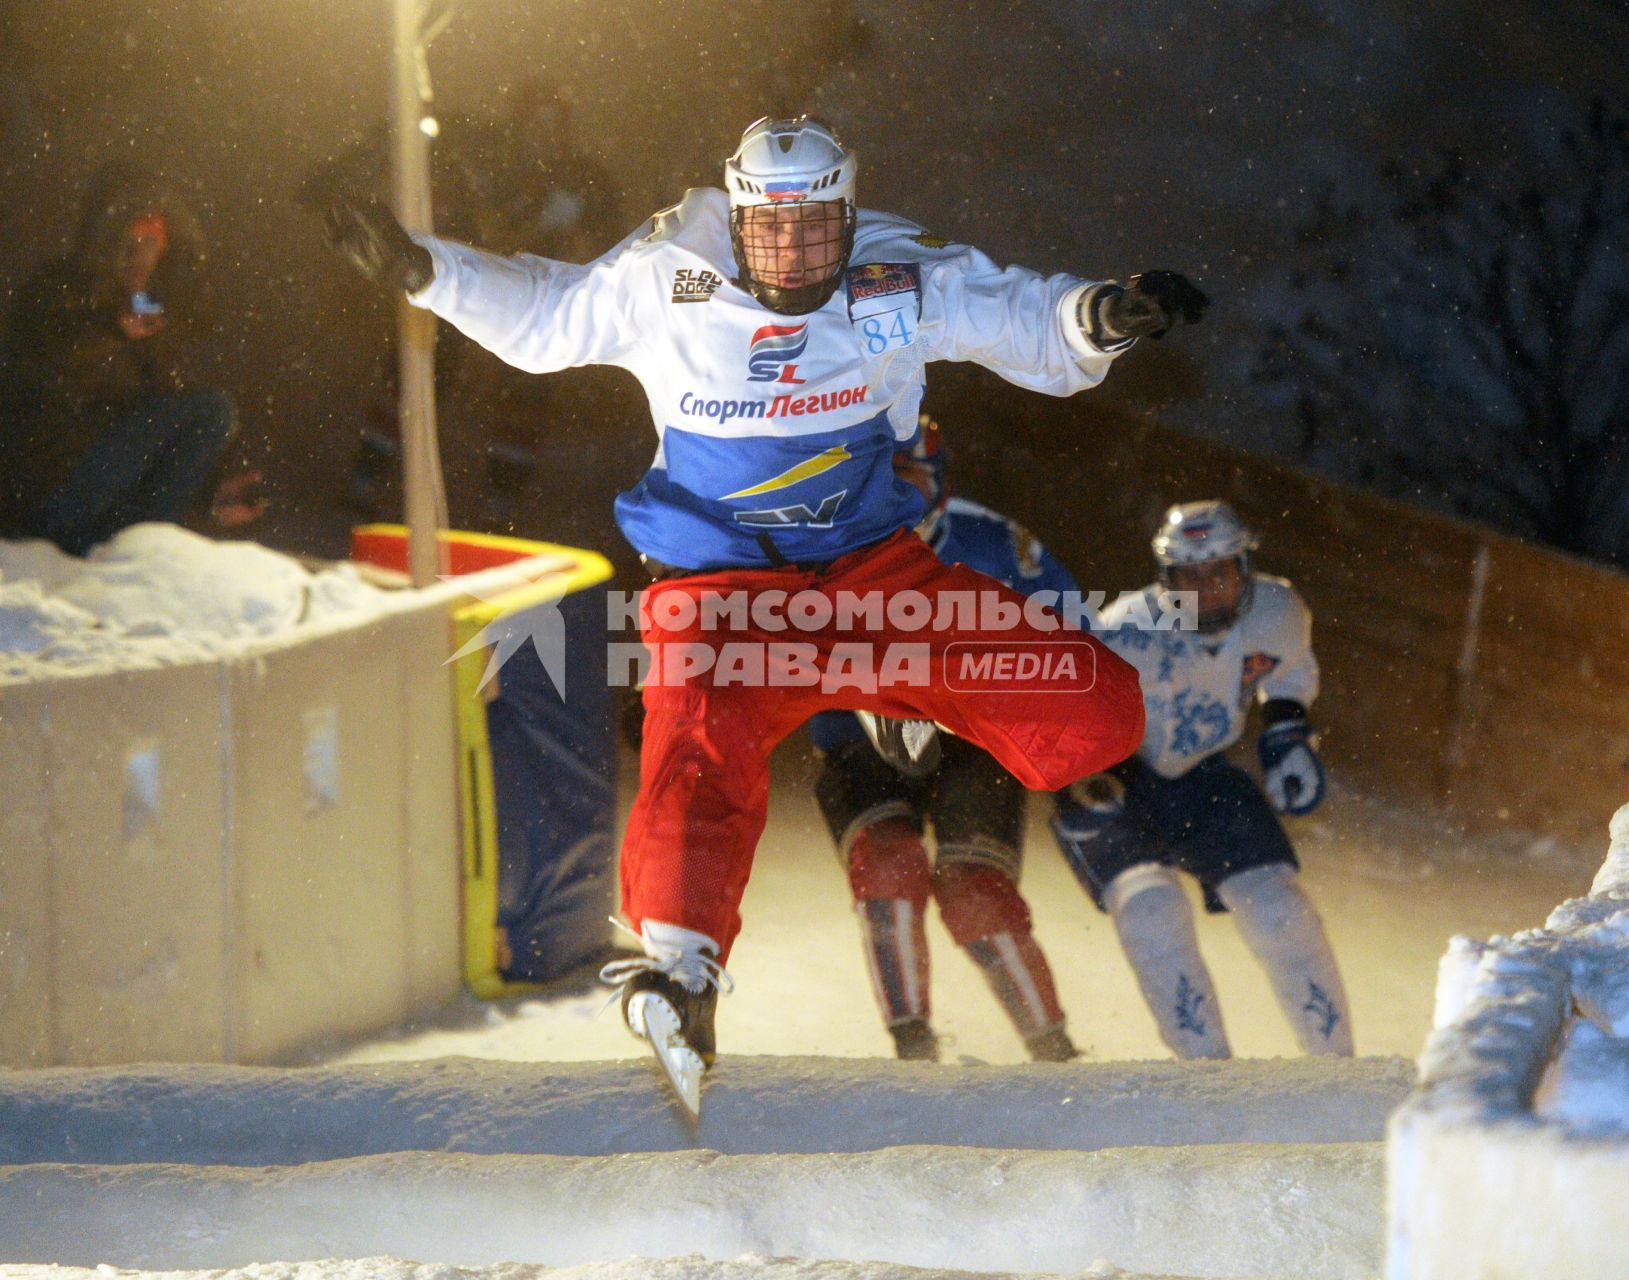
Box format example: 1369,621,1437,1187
407,187,1129,569
1097,575,1318,780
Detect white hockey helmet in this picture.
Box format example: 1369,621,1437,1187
1152,500,1258,632
725,115,857,315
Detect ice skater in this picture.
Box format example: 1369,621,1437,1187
316,115,1207,1111
809,417,1080,1063
1052,501,1354,1058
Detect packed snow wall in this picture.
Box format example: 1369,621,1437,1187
0,588,460,1065
1385,801,1629,1279
0,1056,1406,1276
0,527,613,1066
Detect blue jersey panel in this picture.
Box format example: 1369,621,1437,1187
935,508,1081,599
809,709,866,751
614,411,924,568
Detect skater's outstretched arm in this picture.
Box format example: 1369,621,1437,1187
308,188,644,375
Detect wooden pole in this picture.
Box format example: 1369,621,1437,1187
390,0,443,587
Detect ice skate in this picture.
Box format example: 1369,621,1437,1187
600,921,730,1120
856,712,941,779
889,1017,940,1061
1025,1027,1079,1062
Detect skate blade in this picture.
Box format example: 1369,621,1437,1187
629,991,704,1121
857,712,940,779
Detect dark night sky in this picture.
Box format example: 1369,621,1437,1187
1,0,1623,562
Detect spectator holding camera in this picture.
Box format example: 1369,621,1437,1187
0,162,262,555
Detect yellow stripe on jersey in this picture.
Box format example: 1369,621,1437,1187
721,445,852,500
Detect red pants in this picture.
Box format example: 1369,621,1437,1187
619,529,1144,959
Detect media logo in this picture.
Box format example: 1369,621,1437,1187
945,641,1098,693
444,581,566,696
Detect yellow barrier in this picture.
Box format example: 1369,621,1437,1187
351,524,615,998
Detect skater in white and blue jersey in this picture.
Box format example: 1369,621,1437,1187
1053,501,1354,1058
316,115,1207,1110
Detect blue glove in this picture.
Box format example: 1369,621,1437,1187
1258,707,1325,816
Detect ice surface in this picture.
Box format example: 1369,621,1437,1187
0,1057,1413,1164
319,772,1599,1071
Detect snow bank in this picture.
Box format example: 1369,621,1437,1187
0,1141,1383,1277
1385,800,1629,1278
0,524,399,680
6,1257,1187,1280
0,1056,1402,1276
0,1055,1413,1164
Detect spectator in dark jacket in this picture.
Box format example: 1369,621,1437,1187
0,162,262,555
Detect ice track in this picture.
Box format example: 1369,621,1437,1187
0,1056,1410,1162
0,1057,1402,1277
0,769,1597,1277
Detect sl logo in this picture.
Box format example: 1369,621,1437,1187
746,321,809,384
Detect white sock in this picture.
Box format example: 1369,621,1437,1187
1217,864,1353,1056
1105,863,1231,1059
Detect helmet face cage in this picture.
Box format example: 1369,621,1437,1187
729,202,856,315
725,115,857,315
1152,501,1258,633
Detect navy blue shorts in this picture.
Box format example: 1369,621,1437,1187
1071,755,1298,913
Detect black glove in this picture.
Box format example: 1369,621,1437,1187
1097,270,1209,341
319,196,435,294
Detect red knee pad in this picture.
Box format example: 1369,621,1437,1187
933,861,1032,945
848,817,932,907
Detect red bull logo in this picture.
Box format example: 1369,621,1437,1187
846,262,920,304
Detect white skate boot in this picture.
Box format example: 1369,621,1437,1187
600,920,732,1119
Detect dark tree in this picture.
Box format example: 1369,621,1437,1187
1256,100,1629,564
